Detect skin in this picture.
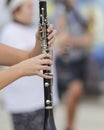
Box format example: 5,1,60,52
0,52,52,90
0,0,56,90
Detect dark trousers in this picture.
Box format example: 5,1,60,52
12,109,44,130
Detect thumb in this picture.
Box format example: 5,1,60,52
36,27,40,40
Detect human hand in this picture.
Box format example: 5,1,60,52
18,54,53,79
36,24,57,47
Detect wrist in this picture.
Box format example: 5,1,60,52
12,63,25,78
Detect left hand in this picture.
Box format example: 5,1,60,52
36,24,57,47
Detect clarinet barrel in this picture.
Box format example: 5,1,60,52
39,0,57,130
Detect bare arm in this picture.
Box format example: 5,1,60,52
0,54,53,90
0,24,56,90
0,43,29,66
0,24,56,66
0,64,23,90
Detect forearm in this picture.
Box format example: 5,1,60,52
0,24,55,66
0,64,23,90
0,43,29,66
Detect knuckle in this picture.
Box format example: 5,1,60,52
48,60,52,64
45,66,49,70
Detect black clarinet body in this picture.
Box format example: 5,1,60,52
39,0,57,130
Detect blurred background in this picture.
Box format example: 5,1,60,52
0,0,104,130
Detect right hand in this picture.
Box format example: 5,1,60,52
18,54,53,79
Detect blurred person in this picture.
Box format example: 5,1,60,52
0,0,58,130
55,0,92,130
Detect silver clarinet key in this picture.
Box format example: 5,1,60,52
46,100,51,105
45,82,49,87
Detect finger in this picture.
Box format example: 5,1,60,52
38,54,51,59
48,38,55,47
40,59,53,65
47,24,54,33
48,30,56,41
36,27,40,38
37,72,53,79
40,65,51,71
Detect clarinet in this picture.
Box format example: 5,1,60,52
39,0,57,130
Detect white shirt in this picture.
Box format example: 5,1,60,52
1,22,59,113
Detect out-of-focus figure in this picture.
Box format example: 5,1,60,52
55,0,92,130
1,0,58,130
